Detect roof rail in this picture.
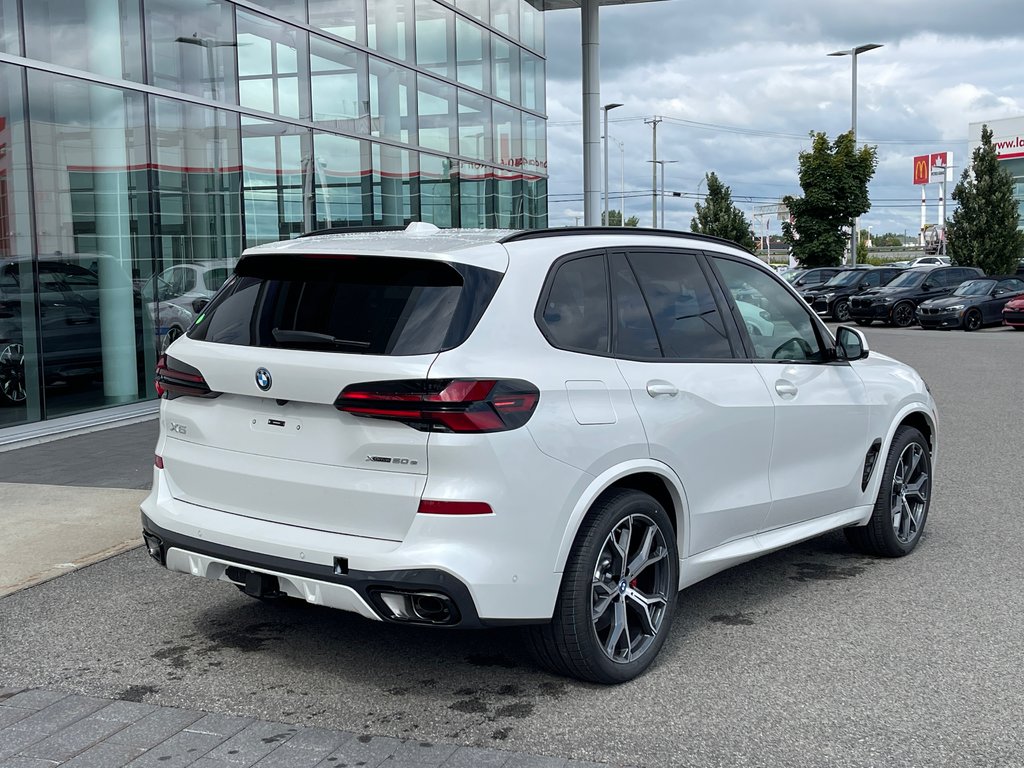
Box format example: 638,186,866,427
297,225,407,238
499,226,754,253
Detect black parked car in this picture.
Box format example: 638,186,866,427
800,266,904,322
849,265,985,328
917,276,1024,331
788,267,846,290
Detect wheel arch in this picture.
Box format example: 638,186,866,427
553,461,688,575
862,404,937,505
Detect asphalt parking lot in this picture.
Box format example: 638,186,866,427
1,323,1022,767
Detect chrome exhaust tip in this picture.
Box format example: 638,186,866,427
375,590,459,625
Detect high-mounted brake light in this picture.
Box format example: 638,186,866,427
335,379,539,433
155,355,220,399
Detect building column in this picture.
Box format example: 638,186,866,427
581,0,600,226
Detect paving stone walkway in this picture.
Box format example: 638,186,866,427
0,687,627,768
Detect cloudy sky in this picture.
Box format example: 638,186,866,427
542,0,1024,241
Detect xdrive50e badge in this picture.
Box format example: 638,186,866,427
255,367,272,391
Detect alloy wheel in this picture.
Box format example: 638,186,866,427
964,310,982,331
0,343,27,404
893,302,916,328
833,300,851,322
890,442,930,544
591,514,671,664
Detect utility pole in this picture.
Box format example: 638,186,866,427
644,116,662,228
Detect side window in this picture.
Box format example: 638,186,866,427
610,253,661,359
959,268,981,283
862,271,880,287
540,254,610,354
713,257,826,362
998,279,1024,292
626,250,733,360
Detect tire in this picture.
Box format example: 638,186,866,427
831,299,851,323
963,309,983,332
854,319,873,327
0,342,27,406
844,425,931,557
527,489,679,684
891,301,916,328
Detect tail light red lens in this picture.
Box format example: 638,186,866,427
155,354,219,400
154,455,164,469
417,500,493,515
335,379,539,433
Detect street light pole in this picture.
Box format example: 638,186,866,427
644,116,662,227
602,102,622,226
828,42,883,267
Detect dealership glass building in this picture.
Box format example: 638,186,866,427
0,0,548,432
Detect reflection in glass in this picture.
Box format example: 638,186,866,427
372,144,414,226
520,49,544,112
246,0,307,23
519,0,543,52
491,0,518,38
367,0,414,61
313,132,371,229
242,119,311,246
458,91,491,161
27,70,155,416
492,103,520,167
415,0,454,79
456,17,489,92
310,36,368,128
459,161,490,228
456,0,488,22
308,0,365,44
23,0,144,82
524,175,548,228
146,0,239,103
370,58,415,144
419,154,453,227
493,167,522,229
0,0,19,54
417,75,456,154
522,112,546,175
491,37,520,104
237,10,309,119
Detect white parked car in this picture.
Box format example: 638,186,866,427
142,224,938,683
909,255,951,267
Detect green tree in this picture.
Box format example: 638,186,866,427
601,210,639,227
782,131,878,267
857,230,869,263
873,232,905,248
690,172,756,250
946,124,1024,274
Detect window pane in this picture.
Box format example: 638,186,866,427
493,103,520,167
370,57,415,144
714,257,825,361
522,112,545,174
523,174,547,228
28,70,156,418
611,254,661,359
456,17,489,91
520,49,544,111
246,0,306,23
313,132,371,228
458,161,489,228
541,255,609,354
458,90,491,161
242,119,311,246
419,153,453,227
416,0,454,79
417,75,456,154
0,0,19,54
372,144,415,226
237,10,308,119
146,0,238,102
310,36,367,127
519,0,543,52
491,0,518,37
456,0,488,22
493,167,521,229
308,0,365,44
491,37,519,104
628,252,732,359
23,0,143,82
367,0,413,61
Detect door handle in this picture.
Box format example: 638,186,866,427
646,380,678,398
774,380,798,399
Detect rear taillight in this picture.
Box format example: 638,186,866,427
335,379,539,433
155,354,219,399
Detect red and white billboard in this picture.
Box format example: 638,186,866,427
912,155,929,185
912,152,953,184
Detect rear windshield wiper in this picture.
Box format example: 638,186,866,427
272,328,371,349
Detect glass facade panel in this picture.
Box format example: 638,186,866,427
308,0,365,44
456,0,488,22
492,102,520,167
242,118,311,246
0,0,19,54
493,166,522,228
456,17,489,92
419,153,454,227
312,132,371,229
28,69,155,418
458,161,490,228
246,0,307,23
519,0,543,52
145,0,239,103
492,36,519,105
367,0,414,61
369,57,416,145
417,75,456,154
237,9,309,119
310,35,367,128
458,90,492,162
23,0,143,82
415,0,454,79
522,111,545,175
520,48,544,112
372,144,415,226
524,174,547,228
491,0,518,38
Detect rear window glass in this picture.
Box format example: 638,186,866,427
188,254,501,356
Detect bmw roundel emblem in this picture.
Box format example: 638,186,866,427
255,367,272,391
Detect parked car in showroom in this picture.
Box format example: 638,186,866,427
1001,291,1024,330
140,261,234,331
849,265,984,327
917,277,1024,331
800,266,904,322
142,224,938,684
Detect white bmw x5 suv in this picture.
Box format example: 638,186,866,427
141,224,938,684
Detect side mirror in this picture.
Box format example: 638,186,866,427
835,325,869,361
922,282,934,291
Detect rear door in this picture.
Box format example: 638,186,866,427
160,252,502,541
